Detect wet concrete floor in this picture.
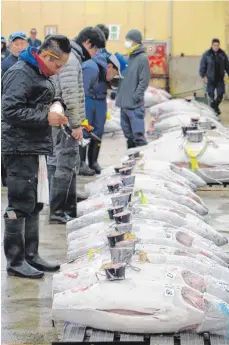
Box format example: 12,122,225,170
1,101,229,343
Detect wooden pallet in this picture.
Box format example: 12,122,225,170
56,323,229,345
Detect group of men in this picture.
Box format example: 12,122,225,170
1,26,150,279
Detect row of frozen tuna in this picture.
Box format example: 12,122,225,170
52,151,229,336
104,86,171,134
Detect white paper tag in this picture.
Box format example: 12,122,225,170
166,272,175,280
165,231,173,240
165,287,174,297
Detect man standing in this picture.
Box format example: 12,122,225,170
200,38,229,115
28,28,42,48
78,23,110,176
1,31,28,76
2,35,71,279
48,27,106,224
1,36,10,61
116,29,150,148
81,53,127,174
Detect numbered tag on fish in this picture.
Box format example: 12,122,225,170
165,286,175,297
165,231,173,240
166,272,175,280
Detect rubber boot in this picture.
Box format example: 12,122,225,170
210,98,216,113
79,146,95,176
25,213,60,272
88,140,101,174
65,171,77,218
49,177,71,224
215,97,222,116
4,217,44,279
127,138,136,149
47,165,56,196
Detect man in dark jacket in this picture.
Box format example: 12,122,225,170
27,28,42,48
48,27,106,225
1,36,10,61
2,35,70,279
1,31,28,76
116,29,150,148
199,38,229,115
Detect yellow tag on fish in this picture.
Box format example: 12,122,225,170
190,157,199,171
184,143,200,172
87,248,100,259
106,113,111,120
138,251,150,263
140,190,148,204
124,233,136,240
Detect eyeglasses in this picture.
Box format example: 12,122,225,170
43,50,60,60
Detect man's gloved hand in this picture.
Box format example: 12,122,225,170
48,112,68,126
72,127,83,141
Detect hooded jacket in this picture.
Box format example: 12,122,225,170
54,40,85,128
1,42,10,61
82,52,108,100
199,48,229,82
115,45,150,109
1,47,55,155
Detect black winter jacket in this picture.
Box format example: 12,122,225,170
199,48,229,81
1,43,10,61
1,60,55,155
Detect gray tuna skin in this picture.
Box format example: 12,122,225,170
172,166,207,188
131,204,228,246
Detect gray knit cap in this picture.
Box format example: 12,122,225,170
126,29,142,44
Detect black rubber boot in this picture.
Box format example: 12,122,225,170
47,165,56,195
210,98,216,112
4,217,44,279
65,171,77,218
127,138,136,149
25,213,60,272
79,146,96,176
49,177,71,224
88,140,101,174
215,97,222,115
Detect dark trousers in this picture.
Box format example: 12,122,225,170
47,127,79,178
3,155,43,217
206,79,225,103
121,106,147,146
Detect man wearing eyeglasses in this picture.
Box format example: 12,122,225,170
1,31,28,76
2,35,71,279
